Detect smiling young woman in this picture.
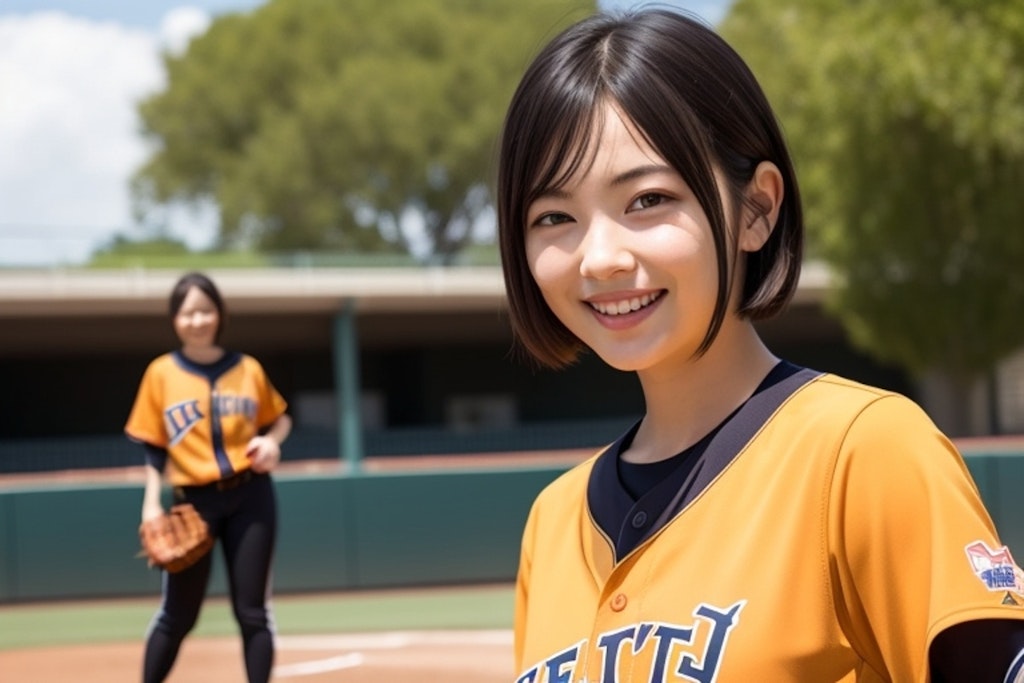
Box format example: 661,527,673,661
125,271,292,683
498,9,1024,683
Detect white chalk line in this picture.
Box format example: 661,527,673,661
273,652,365,677
271,629,512,678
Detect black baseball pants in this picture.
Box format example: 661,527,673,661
142,471,277,683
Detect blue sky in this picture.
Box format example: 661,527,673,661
1,1,730,28
0,0,262,28
0,1,731,266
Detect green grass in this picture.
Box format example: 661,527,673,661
0,583,514,651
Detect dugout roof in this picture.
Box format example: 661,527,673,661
0,263,833,356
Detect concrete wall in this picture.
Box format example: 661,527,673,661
1,451,1022,603
0,466,567,602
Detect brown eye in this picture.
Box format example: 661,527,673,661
631,193,666,210
534,212,573,227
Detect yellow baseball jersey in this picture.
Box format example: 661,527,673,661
514,369,1024,683
125,350,287,487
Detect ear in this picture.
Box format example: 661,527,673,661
738,161,784,253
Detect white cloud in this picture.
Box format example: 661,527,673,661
160,6,211,56
0,10,215,267
0,2,731,267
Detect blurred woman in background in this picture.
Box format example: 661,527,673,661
126,271,291,683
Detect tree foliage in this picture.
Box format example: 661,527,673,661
721,0,1024,386
132,0,594,261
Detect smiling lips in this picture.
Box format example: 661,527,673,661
588,290,665,317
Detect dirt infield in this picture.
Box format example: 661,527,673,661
0,629,514,682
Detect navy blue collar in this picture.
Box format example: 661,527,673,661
588,361,820,561
172,349,242,382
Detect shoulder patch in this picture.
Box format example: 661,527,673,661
965,540,1024,598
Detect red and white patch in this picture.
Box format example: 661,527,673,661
965,540,1024,595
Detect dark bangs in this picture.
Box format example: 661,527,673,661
595,16,734,355
498,9,803,367
498,19,616,368
498,12,730,365
607,11,803,323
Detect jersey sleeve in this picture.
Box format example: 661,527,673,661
124,359,168,448
249,356,288,428
828,394,1024,682
514,495,539,674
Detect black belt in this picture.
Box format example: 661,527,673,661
175,469,258,498
215,469,256,491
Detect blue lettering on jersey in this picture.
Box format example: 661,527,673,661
596,625,640,677
164,400,204,446
672,602,745,683
521,600,746,683
517,642,582,683
213,394,258,421
982,566,1017,590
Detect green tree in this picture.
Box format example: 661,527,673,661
722,0,1024,433
87,233,273,268
132,0,594,262
91,234,189,259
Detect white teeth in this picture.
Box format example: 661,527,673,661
591,292,660,316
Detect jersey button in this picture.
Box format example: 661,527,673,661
631,511,648,528
611,593,627,612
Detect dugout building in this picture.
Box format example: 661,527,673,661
0,263,1019,475
4,264,1024,603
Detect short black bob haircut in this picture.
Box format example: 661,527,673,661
497,9,803,369
168,271,227,343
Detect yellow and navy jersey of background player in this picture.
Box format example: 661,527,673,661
513,362,1024,683
125,350,287,487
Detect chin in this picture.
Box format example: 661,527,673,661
590,349,656,373
591,342,699,375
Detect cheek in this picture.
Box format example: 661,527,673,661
526,243,572,298
527,257,550,294
657,216,719,271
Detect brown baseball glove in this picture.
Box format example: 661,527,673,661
138,503,213,573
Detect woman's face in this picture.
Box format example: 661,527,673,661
173,285,220,349
524,103,733,374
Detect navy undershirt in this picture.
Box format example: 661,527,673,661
616,427,712,501
615,361,790,502
597,360,806,560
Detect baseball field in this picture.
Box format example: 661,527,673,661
0,451,597,681
4,441,1022,682
0,582,516,681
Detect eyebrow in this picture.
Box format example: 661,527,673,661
534,164,677,201
611,164,676,187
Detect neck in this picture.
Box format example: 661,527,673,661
180,345,225,365
626,321,777,464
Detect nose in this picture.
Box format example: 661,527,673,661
578,214,636,279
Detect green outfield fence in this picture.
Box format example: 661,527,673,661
0,444,1022,603
0,463,568,602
